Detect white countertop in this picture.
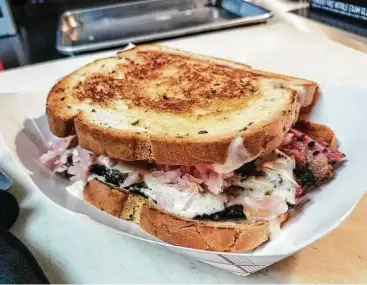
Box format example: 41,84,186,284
1,14,366,283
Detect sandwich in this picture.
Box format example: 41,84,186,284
40,44,345,252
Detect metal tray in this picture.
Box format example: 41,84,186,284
57,0,272,54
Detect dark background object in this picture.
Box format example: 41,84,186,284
0,188,50,284
0,191,18,230
0,232,49,284
1,1,366,70
291,6,367,38
310,0,367,22
0,0,270,69
0,0,125,69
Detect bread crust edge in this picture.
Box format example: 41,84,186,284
84,179,288,252
72,90,299,165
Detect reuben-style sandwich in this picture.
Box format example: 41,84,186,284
41,45,345,252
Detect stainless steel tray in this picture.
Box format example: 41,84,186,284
57,0,272,54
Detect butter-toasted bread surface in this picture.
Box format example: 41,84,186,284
47,44,316,165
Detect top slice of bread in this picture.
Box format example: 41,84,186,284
47,44,316,165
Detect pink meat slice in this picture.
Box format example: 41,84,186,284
280,128,345,182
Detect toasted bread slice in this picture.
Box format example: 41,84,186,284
115,45,318,110
84,179,288,252
47,44,318,165
82,121,337,252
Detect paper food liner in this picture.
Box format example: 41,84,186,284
0,87,366,276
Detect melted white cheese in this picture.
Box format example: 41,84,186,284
88,173,105,183
288,84,310,106
212,136,259,173
268,217,282,240
89,172,227,218
143,174,227,218
230,150,297,205
88,150,297,220
97,156,146,174
66,180,85,199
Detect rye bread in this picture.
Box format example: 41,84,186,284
47,44,317,165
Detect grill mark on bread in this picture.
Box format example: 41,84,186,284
72,51,260,114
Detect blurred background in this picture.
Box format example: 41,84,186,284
0,0,366,70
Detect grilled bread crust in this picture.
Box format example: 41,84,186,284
82,122,337,252
47,44,316,165
84,179,288,252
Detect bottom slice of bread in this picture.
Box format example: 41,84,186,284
84,179,288,252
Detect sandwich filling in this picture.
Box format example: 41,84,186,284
86,150,297,220
39,127,345,222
